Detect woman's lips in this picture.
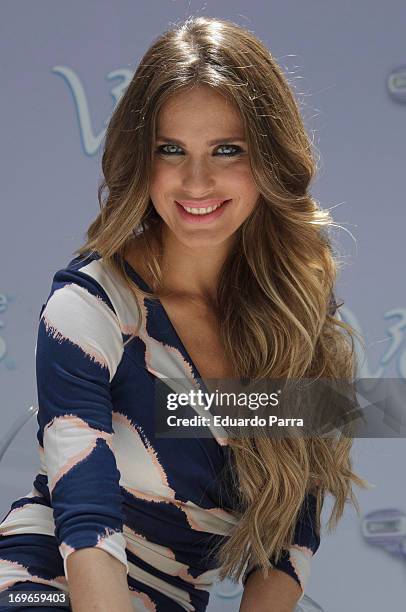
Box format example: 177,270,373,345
175,199,232,223
175,199,230,208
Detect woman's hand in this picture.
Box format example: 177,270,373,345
66,547,133,612
239,567,302,612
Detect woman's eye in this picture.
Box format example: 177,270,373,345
214,144,243,157
156,144,183,155
155,144,244,157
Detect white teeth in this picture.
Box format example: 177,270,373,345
183,202,224,215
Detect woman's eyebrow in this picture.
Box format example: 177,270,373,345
155,135,247,145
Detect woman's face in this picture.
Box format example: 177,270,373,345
149,84,260,250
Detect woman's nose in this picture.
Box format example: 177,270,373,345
181,159,216,192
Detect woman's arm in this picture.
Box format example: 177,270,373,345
35,265,131,607
67,548,133,612
239,567,302,612
239,492,321,611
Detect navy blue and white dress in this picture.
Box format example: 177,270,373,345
0,251,320,611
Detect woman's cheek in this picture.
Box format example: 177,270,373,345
151,163,178,186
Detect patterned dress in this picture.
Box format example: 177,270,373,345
0,251,320,611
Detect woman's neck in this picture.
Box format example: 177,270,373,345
125,226,234,306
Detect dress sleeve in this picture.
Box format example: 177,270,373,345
242,492,320,603
35,264,128,581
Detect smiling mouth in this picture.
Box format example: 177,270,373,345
176,200,231,215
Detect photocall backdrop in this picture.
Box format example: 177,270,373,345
0,1,405,610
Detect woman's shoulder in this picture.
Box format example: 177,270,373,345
38,253,123,370
54,251,117,310
40,251,143,348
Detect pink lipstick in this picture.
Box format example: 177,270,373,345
174,199,232,224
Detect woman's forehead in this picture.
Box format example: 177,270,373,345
156,86,244,136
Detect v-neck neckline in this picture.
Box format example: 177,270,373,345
123,256,209,390
120,254,232,446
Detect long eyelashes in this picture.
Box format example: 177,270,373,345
155,144,244,157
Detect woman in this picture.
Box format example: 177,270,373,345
0,16,368,612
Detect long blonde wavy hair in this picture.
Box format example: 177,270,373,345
74,16,370,582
